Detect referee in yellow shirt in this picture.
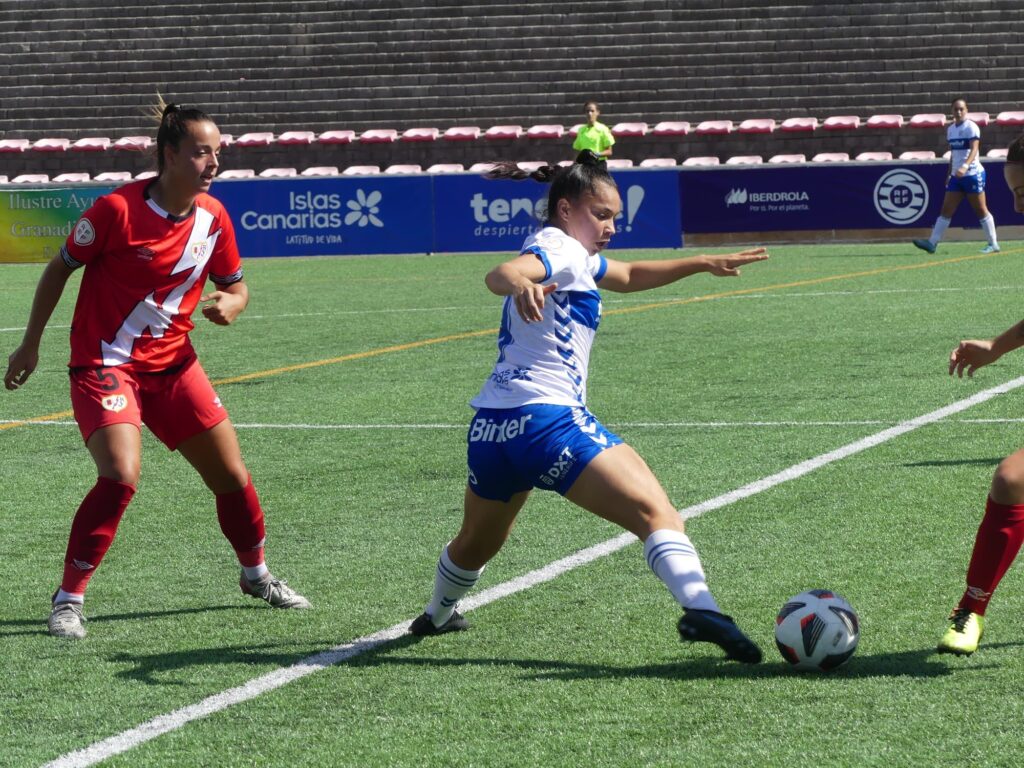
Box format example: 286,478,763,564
572,101,615,160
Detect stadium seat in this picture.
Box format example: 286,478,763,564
908,114,945,129
638,158,678,167
32,138,70,152
401,127,440,142
651,121,690,136
93,171,132,181
300,166,339,176
135,170,157,179
557,160,574,167
341,165,381,175
942,150,952,159
738,118,776,133
384,164,422,174
780,117,818,132
276,131,316,145
768,154,806,164
855,151,893,161
113,136,152,151
258,167,298,177
694,120,733,135
606,158,635,168
234,132,275,147
426,163,465,173
359,129,399,143
987,148,1009,159
681,156,720,166
725,155,763,165
70,137,110,151
317,130,356,144
517,160,549,171
822,115,860,130
899,150,937,160
526,124,564,139
443,126,481,141
484,125,522,140
996,111,1024,126
0,176,8,183
866,114,904,129
52,172,91,182
11,173,50,183
611,122,648,137
812,152,850,162
220,134,234,147
567,124,583,138
967,111,990,127
217,169,256,178
0,139,31,152
468,162,497,172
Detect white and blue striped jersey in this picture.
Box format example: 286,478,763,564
947,119,982,176
471,227,608,409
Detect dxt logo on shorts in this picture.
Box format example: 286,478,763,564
539,446,576,486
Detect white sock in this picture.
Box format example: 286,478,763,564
243,563,269,581
929,216,951,245
54,588,84,605
643,529,720,613
425,545,483,627
980,214,998,247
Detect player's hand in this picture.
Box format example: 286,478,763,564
4,344,39,391
200,291,245,325
704,247,769,277
949,339,998,378
513,281,557,323
955,167,967,178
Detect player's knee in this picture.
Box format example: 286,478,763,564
991,457,1024,503
101,459,139,486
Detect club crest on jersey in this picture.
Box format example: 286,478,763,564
73,218,95,246
191,241,210,262
101,394,128,412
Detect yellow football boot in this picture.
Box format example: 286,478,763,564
937,608,984,655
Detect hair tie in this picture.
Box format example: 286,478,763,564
575,149,601,167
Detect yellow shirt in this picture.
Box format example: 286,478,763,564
572,122,615,155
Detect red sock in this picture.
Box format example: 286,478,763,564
960,497,1024,615
60,477,136,595
216,476,266,568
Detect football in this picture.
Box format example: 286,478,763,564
774,589,860,671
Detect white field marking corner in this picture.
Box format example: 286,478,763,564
43,373,1024,768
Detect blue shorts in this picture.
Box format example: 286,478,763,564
466,404,624,502
946,168,985,194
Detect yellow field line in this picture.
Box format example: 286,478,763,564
2,247,1015,431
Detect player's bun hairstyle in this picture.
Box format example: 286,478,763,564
149,95,214,174
1008,134,1024,164
485,150,617,223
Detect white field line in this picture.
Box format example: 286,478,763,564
42,373,1024,768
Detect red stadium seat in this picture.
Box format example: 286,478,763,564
135,170,158,179
822,116,860,130
113,136,152,151
639,158,678,167
300,166,339,176
234,132,275,147
987,148,1009,159
359,129,399,143
738,118,776,134
220,134,234,147
517,160,549,171
812,152,850,162
967,112,990,127
341,165,381,175
0,139,31,152
651,122,690,136
276,131,316,145
52,172,91,182
899,150,937,160
484,125,522,140
93,171,133,181
780,117,818,132
606,158,634,168
526,124,564,139
768,154,806,164
468,162,498,172
217,169,256,178
258,168,297,177
611,122,648,137
567,124,583,138
384,164,422,174
317,130,356,144
866,114,903,129
426,163,465,173
908,114,945,129
681,156,720,166
855,151,893,161
725,155,763,165
694,120,733,135
11,173,50,183
443,126,481,141
996,111,1024,126
32,138,70,152
70,137,110,151
401,127,440,142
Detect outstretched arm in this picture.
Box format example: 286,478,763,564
4,254,75,390
950,319,1024,377
598,248,768,293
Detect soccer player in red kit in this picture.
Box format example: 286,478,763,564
3,101,309,639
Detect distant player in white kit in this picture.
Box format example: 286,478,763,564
913,98,1000,254
409,150,769,663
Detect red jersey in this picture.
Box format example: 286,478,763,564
62,180,243,372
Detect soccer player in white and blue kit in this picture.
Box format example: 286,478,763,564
913,98,1000,254
409,150,769,663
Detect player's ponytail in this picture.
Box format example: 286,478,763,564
149,94,215,175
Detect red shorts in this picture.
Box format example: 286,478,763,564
69,356,228,450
